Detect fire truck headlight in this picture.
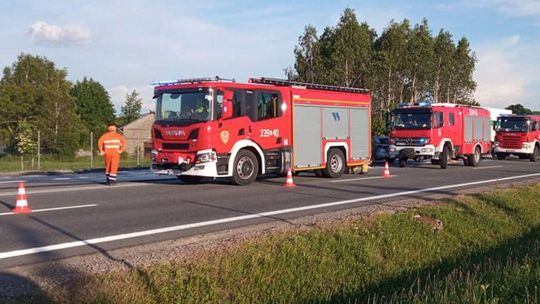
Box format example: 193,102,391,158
196,151,217,163
494,141,500,147
523,143,532,149
421,148,433,153
389,147,396,152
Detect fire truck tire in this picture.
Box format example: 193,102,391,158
440,145,449,169
322,149,346,178
467,146,481,167
230,149,259,185
531,145,539,162
177,175,205,184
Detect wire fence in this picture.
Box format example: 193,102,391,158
0,131,152,173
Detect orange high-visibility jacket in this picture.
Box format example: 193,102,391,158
98,131,126,154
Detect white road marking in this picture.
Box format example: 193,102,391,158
331,176,397,183
53,177,72,181
1,172,540,260
473,165,504,170
0,204,97,216
0,182,149,197
0,180,24,184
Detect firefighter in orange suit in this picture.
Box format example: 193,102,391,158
98,124,126,185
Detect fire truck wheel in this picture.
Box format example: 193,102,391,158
467,146,482,167
531,145,539,162
230,149,259,185
322,149,346,178
440,145,449,169
177,175,204,184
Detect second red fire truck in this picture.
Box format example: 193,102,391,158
151,77,372,185
388,102,492,168
494,114,540,161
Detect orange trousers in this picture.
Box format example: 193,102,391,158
104,152,120,180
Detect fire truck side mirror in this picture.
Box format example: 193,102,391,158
221,91,234,120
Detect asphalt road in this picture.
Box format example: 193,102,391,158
0,158,539,269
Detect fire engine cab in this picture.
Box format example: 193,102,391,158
388,102,492,168
151,77,371,185
494,114,540,161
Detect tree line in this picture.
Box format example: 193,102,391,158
0,54,143,156
288,8,477,133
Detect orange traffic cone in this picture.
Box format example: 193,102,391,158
383,162,392,178
284,169,296,187
13,181,32,214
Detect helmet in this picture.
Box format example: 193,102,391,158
107,125,117,132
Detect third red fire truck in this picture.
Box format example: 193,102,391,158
151,77,371,185
388,102,492,168
494,114,540,161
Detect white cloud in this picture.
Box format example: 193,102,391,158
474,35,540,109
495,0,540,18
109,85,155,115
27,21,93,46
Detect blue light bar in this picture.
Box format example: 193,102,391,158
150,77,214,86
417,100,431,107
150,76,235,86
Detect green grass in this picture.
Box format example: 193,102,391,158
13,183,540,304
0,155,151,173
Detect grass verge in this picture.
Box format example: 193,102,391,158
0,155,151,173
12,183,540,303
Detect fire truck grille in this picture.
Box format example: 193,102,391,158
501,136,522,149
162,143,190,150
394,138,425,146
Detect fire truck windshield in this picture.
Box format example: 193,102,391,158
155,90,212,122
496,117,530,132
390,110,432,130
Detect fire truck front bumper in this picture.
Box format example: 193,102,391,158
389,145,436,158
494,144,535,155
151,149,219,177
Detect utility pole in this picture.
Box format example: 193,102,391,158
90,132,93,169
37,131,41,171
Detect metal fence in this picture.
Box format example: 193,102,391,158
0,131,152,172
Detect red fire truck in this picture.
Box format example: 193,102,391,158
494,114,540,161
151,77,372,185
388,102,492,168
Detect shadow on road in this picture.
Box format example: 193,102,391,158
1,213,166,303
0,272,52,303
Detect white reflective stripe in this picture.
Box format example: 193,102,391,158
104,145,121,149
104,140,121,143
18,188,25,195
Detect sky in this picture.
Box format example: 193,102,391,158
1,0,539,113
